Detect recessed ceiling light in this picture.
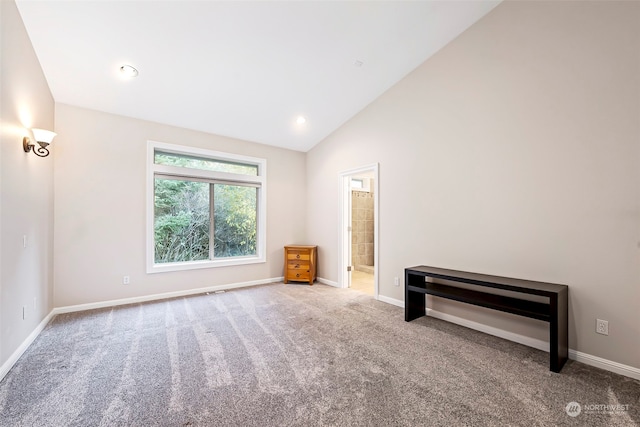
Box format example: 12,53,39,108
120,64,139,77
296,116,307,125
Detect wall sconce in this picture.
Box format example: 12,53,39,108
23,129,56,158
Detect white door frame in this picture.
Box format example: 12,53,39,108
339,163,379,298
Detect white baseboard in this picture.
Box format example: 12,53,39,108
376,294,404,308
569,349,640,380
54,277,284,314
0,310,56,383
426,308,550,352
376,297,639,380
317,277,340,288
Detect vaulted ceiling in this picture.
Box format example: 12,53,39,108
16,1,500,152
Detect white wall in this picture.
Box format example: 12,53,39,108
306,1,640,369
54,104,306,307
0,0,55,365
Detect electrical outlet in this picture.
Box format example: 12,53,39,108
393,277,399,286
596,319,609,335
123,275,130,285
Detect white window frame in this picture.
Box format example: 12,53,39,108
146,140,267,273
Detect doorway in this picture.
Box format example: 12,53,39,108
340,164,379,298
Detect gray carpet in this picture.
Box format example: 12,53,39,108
0,283,638,426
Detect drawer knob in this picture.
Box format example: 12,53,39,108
296,254,300,259
295,264,300,268
296,273,300,278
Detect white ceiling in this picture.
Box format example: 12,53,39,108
16,1,500,152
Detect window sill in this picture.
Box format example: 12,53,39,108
147,256,265,274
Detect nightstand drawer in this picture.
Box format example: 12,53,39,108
287,251,310,261
287,260,310,271
288,270,310,281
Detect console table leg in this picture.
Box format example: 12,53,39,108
405,291,425,321
550,291,569,372
405,272,426,321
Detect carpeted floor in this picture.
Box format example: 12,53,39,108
0,282,638,426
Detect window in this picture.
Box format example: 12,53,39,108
351,177,371,192
147,141,266,273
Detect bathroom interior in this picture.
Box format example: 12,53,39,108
350,173,375,295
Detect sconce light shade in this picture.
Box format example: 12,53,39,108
32,128,57,145
23,128,56,158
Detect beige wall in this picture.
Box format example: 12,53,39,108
53,104,306,307
4,0,638,373
306,1,640,368
0,0,55,365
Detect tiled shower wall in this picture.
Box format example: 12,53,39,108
351,189,374,269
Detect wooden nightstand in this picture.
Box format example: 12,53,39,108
284,245,317,285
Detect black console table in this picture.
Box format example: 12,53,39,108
405,265,568,373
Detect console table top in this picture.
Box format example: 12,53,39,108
406,265,567,296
